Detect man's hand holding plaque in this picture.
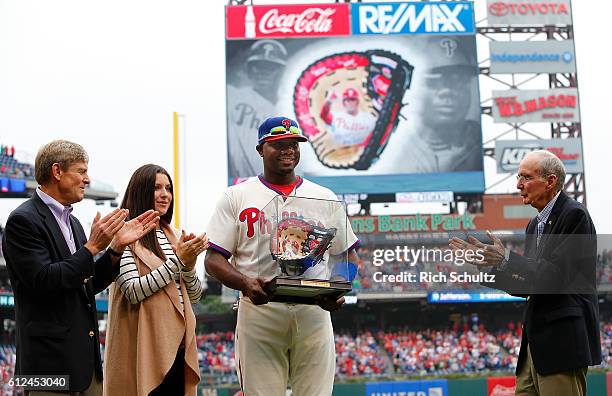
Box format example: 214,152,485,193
265,216,352,305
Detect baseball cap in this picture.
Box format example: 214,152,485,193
247,40,287,66
426,37,476,75
343,88,360,100
258,117,308,144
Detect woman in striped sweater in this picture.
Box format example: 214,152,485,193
104,164,208,396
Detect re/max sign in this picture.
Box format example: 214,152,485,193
352,2,475,35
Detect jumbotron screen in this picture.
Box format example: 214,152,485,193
225,2,484,194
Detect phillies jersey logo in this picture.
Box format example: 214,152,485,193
239,207,274,238
239,207,261,238
239,207,325,238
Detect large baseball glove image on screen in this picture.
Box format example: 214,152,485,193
270,218,337,277
294,50,413,170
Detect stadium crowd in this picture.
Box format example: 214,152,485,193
197,332,238,385
335,331,388,377
381,323,518,375
0,320,611,390
190,319,612,381
0,145,32,180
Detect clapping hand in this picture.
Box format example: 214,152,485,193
449,230,505,267
174,230,209,270
110,210,160,251
85,209,129,256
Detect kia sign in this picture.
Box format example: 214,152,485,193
226,4,350,39
352,2,475,35
489,40,576,74
487,0,573,26
492,88,579,123
495,138,583,173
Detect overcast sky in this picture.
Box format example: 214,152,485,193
0,0,610,250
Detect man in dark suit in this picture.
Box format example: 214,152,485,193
450,150,601,396
2,140,159,395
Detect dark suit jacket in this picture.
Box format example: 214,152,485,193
1,193,119,391
491,191,601,375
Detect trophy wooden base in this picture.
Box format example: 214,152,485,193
265,276,352,305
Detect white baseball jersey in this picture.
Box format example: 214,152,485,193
207,175,359,280
206,175,359,396
330,110,376,145
226,85,277,179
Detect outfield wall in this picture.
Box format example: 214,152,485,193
201,371,609,396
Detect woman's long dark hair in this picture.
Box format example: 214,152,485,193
120,164,174,260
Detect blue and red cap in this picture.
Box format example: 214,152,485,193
258,116,308,144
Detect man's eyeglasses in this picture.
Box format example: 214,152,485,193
516,174,549,183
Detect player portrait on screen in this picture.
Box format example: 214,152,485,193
226,39,287,180
319,87,377,147
391,37,483,173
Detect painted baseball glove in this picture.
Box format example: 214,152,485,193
270,218,336,277
294,50,413,170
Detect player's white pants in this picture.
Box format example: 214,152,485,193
235,297,335,396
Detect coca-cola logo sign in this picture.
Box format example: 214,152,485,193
259,8,336,35
226,4,350,39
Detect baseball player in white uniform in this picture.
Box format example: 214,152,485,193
319,87,377,146
227,40,288,180
206,116,360,396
